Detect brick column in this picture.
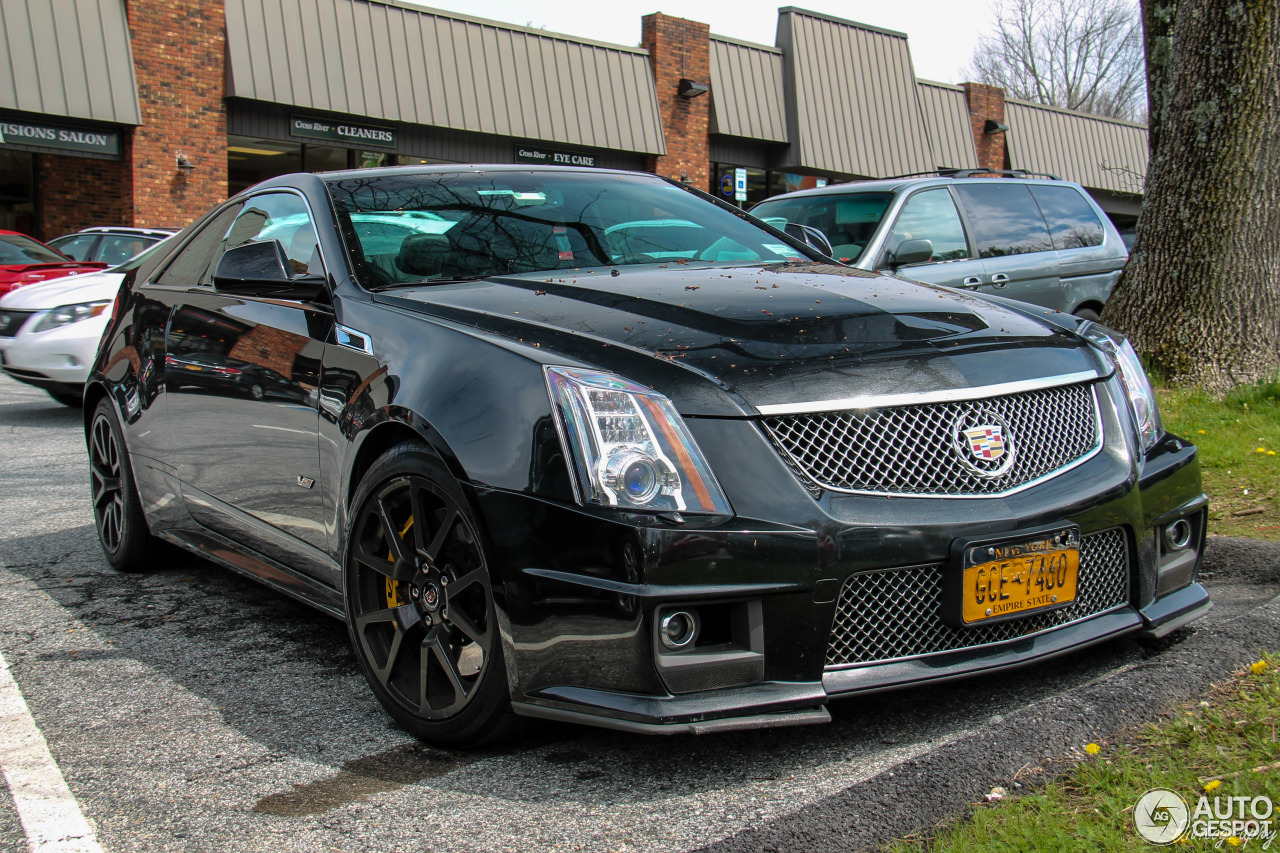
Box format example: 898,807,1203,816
962,82,1010,172
641,13,711,190
125,0,228,227
36,156,131,239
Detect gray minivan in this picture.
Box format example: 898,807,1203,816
750,172,1128,319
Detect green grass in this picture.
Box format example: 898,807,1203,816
886,657,1280,852
1158,379,1280,541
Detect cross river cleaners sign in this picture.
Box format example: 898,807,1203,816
290,116,396,148
0,120,119,156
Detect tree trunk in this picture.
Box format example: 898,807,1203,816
1103,0,1280,394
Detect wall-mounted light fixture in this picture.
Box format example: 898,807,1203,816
983,119,1010,135
678,78,709,98
176,153,195,170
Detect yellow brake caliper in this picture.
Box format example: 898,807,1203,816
385,516,413,607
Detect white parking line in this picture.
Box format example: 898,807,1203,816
0,649,103,853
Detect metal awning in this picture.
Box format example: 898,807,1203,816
0,0,140,125
709,36,787,143
916,81,978,171
1007,100,1148,194
225,0,666,155
774,8,933,178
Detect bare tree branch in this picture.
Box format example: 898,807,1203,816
967,0,1147,121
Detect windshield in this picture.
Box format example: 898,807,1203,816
0,234,68,265
324,171,813,288
751,192,894,264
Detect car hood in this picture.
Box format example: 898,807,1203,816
374,262,1111,417
0,271,126,309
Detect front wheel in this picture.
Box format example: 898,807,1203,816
88,398,166,572
344,442,518,747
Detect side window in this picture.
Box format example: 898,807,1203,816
154,203,243,286
223,192,324,277
1029,185,1105,250
953,183,1054,257
51,235,97,261
886,189,970,263
98,235,150,266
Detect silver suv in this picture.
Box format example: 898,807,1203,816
750,170,1127,319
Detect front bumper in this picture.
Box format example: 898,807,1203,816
0,314,106,390
475,413,1211,734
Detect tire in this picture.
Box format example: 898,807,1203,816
1074,306,1102,322
48,389,83,407
343,441,519,747
248,383,264,401
88,398,166,572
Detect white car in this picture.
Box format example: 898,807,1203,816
0,237,175,406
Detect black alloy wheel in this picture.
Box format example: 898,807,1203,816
89,398,164,572
344,442,516,746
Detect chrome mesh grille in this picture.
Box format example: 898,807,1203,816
826,528,1129,667
764,381,1101,496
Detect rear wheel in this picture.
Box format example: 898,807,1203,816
344,442,518,747
1073,306,1102,322
89,398,166,572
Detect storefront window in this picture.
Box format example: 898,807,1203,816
712,163,831,209
228,136,301,195
0,149,35,234
303,144,348,173
229,138,409,195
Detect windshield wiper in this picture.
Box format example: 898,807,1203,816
369,275,490,292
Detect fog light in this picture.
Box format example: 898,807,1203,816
1163,518,1193,551
659,609,699,650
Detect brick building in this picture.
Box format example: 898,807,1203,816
0,0,1148,241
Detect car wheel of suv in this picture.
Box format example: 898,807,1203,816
344,441,519,747
89,398,166,572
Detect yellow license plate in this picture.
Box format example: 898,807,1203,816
960,529,1080,625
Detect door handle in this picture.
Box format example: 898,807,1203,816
990,273,1010,287
962,276,982,286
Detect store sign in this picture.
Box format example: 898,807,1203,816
290,116,396,148
0,120,119,156
515,146,597,167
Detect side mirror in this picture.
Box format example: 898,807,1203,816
213,240,327,300
783,223,835,258
889,239,933,268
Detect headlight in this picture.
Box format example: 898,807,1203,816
545,366,733,515
1078,321,1163,453
30,301,109,333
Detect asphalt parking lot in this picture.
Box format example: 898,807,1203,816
1,373,1278,853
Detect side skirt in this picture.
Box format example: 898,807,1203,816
160,526,345,619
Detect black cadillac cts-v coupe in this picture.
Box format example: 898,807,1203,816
85,166,1210,746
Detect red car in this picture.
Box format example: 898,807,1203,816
0,230,108,296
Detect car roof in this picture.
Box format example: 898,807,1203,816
759,172,1077,202
313,163,648,182
59,226,179,237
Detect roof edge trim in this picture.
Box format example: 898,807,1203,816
347,0,651,55
777,7,909,40
1006,98,1148,130
710,34,782,53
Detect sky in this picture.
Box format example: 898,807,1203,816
398,0,1003,84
